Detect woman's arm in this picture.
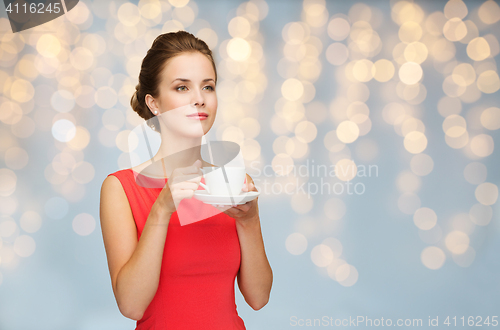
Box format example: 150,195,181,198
100,175,172,320
220,174,273,310
100,161,203,320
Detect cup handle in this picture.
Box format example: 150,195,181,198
199,181,210,194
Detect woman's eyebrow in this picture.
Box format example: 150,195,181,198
171,78,215,83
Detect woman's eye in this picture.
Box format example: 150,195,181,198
203,85,214,91
176,86,188,91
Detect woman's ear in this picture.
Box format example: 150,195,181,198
145,94,160,114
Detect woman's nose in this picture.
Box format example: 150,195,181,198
192,91,205,107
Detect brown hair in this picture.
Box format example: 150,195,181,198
130,30,217,132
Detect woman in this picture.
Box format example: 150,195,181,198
99,31,273,329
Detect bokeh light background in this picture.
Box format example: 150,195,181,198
0,0,499,329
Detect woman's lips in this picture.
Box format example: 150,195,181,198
186,113,208,120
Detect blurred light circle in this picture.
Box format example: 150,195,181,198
0,101,23,125
65,1,91,25
327,17,350,41
17,54,38,81
242,139,260,161
227,38,251,62
476,70,500,94
67,126,91,151
431,38,456,62
346,83,370,103
282,22,309,44
321,237,343,258
4,147,29,170
337,264,358,287
82,34,107,57
404,131,427,154
444,0,468,19
336,121,359,143
470,134,494,157
452,63,476,86
445,130,469,149
463,162,487,184
36,34,61,58
324,197,346,220
346,101,369,124
443,18,467,42
285,233,308,255
399,62,422,85
115,130,136,152
324,130,345,153
478,0,500,24
382,102,406,125
397,170,421,193
196,28,218,50
281,78,304,101
311,244,334,267
71,161,95,184
294,121,317,143
398,192,421,215
228,16,251,38
327,258,347,281
475,182,498,205
20,211,42,233
326,43,349,66
334,158,357,181
438,96,462,117
51,90,75,113
52,119,76,142
398,21,422,43
238,117,260,139
169,0,189,8
373,59,395,82
118,3,141,26
452,246,475,267
95,86,118,109
410,153,433,176
421,246,446,270
70,47,94,71
480,107,500,130
72,213,96,236
11,115,35,138
75,85,96,108
469,203,492,226
221,126,245,145
102,108,125,131
400,117,425,136
0,218,17,238
13,235,36,257
44,197,69,220
445,230,469,254
291,192,313,214
352,59,374,82
466,37,491,61
10,79,35,103
0,168,16,197
443,114,466,137
413,207,437,230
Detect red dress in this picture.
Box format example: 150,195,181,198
107,169,246,330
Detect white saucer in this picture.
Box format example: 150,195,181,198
193,190,260,205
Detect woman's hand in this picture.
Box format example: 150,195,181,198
155,159,203,214
215,175,259,224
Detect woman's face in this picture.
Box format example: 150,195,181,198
146,51,217,138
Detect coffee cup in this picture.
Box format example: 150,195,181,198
199,166,246,196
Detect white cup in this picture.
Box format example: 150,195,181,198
199,166,246,196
